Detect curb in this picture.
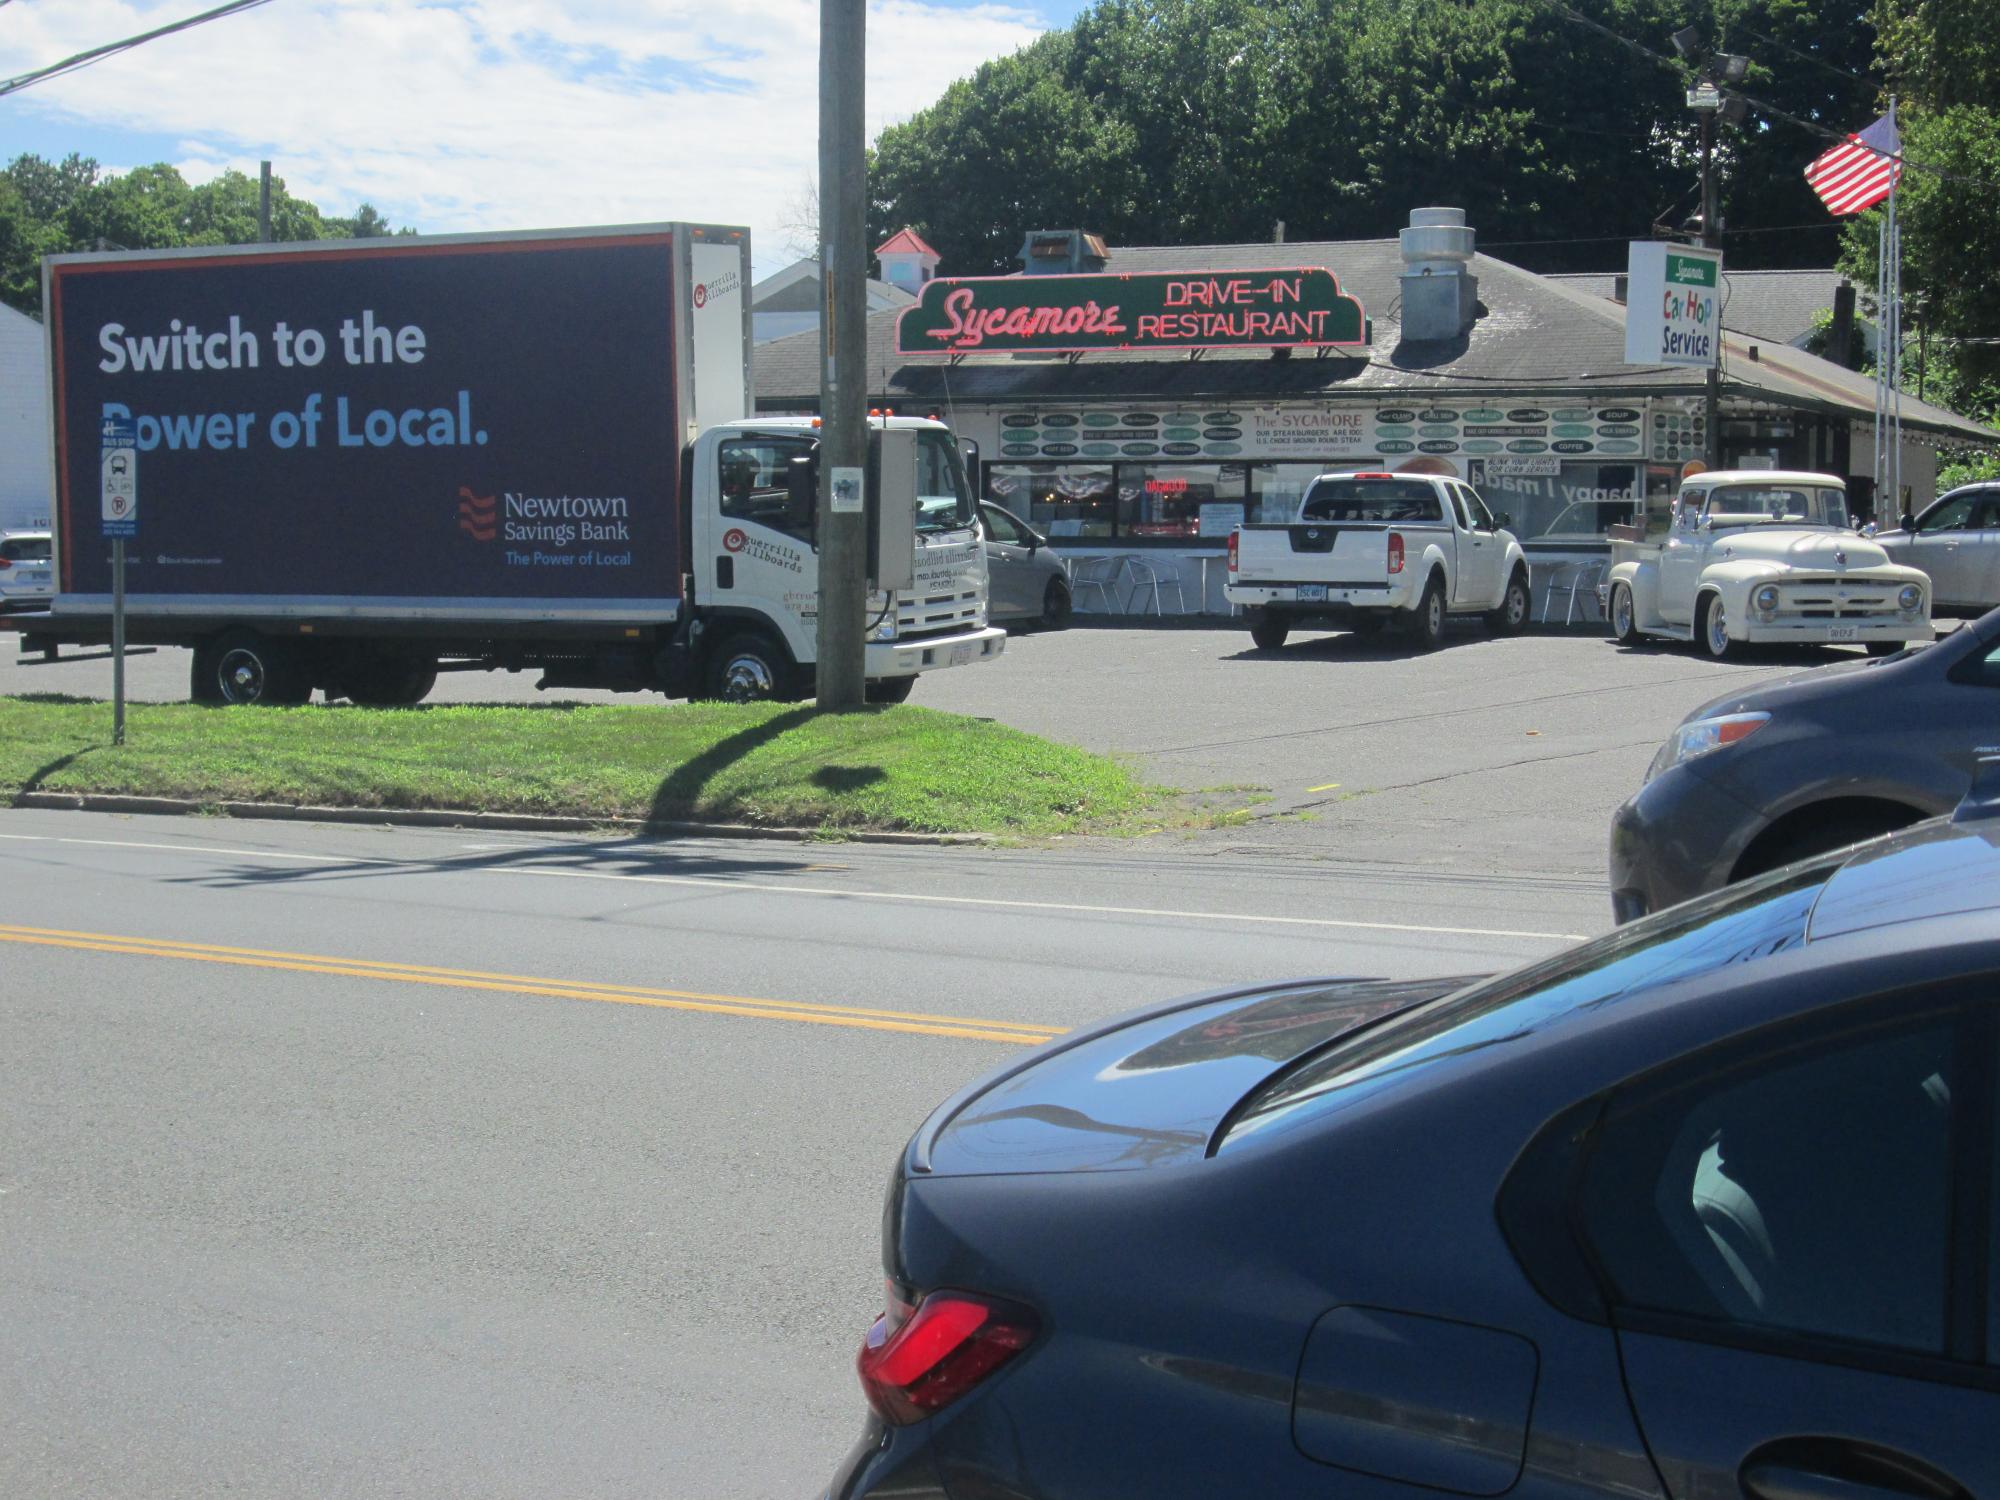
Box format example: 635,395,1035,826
9,791,989,846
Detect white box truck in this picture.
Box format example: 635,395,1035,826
24,223,1003,704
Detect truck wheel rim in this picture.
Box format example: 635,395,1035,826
1614,588,1632,635
1706,602,1727,653
219,649,265,702
721,655,775,700
1508,582,1527,625
1428,592,1443,633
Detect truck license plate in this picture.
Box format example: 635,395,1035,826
1296,584,1327,602
1827,626,1858,642
950,642,974,665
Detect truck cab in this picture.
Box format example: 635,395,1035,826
1603,470,1932,659
687,416,1001,702
1224,471,1531,650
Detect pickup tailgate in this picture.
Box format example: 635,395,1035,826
1231,522,1392,590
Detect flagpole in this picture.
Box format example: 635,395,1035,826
1888,96,1903,523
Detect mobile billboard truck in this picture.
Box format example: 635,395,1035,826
28,225,1002,704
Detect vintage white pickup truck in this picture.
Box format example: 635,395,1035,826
1225,472,1531,649
1601,470,1932,659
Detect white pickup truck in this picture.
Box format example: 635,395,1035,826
1225,471,1532,649
1601,470,1933,659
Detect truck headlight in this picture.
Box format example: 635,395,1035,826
1898,584,1922,613
1666,711,1770,769
1753,584,1780,613
869,616,899,642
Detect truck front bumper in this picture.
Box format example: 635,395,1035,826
867,625,1006,679
1735,615,1932,645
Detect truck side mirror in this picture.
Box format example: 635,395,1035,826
786,454,817,534
1492,512,1511,531
1901,512,1917,533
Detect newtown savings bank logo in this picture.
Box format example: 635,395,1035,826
458,486,497,541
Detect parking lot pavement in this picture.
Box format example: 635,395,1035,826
6,619,1845,881
917,622,1830,878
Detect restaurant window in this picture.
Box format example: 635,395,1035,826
1471,461,1640,543
1119,464,1245,538
986,464,1119,538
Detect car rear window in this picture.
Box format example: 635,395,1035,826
1300,479,1442,523
1216,861,1836,1152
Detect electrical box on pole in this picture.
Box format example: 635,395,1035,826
868,427,917,593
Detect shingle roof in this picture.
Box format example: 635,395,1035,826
876,227,940,259
1547,267,1851,347
751,238,1992,443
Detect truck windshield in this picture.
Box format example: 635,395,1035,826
1702,485,1850,528
915,431,976,534
1300,479,1443,523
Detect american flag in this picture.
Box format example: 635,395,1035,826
1804,114,1904,215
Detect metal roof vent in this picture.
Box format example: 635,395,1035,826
1397,207,1478,342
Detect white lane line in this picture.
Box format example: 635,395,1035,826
0,832,374,863
0,830,1589,943
489,865,1588,943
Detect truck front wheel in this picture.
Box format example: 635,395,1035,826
706,632,796,703
1698,593,1732,659
864,676,916,705
1609,582,1641,644
197,630,310,706
1249,611,1289,651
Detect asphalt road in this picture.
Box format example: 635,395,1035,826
0,809,1598,1499
7,619,1842,876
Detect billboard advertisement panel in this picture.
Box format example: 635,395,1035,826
49,232,681,615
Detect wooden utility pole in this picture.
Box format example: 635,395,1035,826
815,0,868,708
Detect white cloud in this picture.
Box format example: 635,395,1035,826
1,0,1046,272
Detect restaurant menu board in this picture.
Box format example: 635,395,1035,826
992,404,1657,464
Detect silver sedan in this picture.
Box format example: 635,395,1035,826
979,503,1071,630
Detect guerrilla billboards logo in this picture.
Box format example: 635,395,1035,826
721,526,803,573
693,270,740,310
895,268,1367,355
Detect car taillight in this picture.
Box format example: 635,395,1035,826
856,1285,1037,1425
1387,532,1404,574
1227,529,1239,574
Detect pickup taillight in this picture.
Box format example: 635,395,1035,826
1227,529,1238,574
1387,533,1405,574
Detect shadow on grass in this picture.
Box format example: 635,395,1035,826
11,744,102,800
812,765,887,794
5,692,103,706
650,705,817,824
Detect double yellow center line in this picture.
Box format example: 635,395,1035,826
0,923,1063,1046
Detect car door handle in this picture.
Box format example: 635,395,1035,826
1741,1442,1968,1500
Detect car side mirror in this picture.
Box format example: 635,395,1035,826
1901,513,1916,533
786,455,817,534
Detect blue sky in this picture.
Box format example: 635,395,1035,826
2,0,1075,274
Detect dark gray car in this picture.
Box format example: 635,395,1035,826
979,502,1071,630
1609,608,2000,921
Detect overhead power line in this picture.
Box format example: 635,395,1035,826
1535,0,2000,196
0,0,279,101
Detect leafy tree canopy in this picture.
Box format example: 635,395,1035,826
1,153,412,318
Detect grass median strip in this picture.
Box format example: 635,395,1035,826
0,695,1211,838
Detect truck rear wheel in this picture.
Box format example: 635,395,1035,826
1409,576,1447,650
198,630,310,706
341,654,438,707
1249,612,1289,651
706,631,796,703
1698,593,1732,659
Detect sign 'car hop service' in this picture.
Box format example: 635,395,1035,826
895,269,1367,355
1623,241,1722,370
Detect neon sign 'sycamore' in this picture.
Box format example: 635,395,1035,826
895,269,1368,356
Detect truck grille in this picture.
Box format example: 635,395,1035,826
896,588,981,641
1769,577,1905,620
